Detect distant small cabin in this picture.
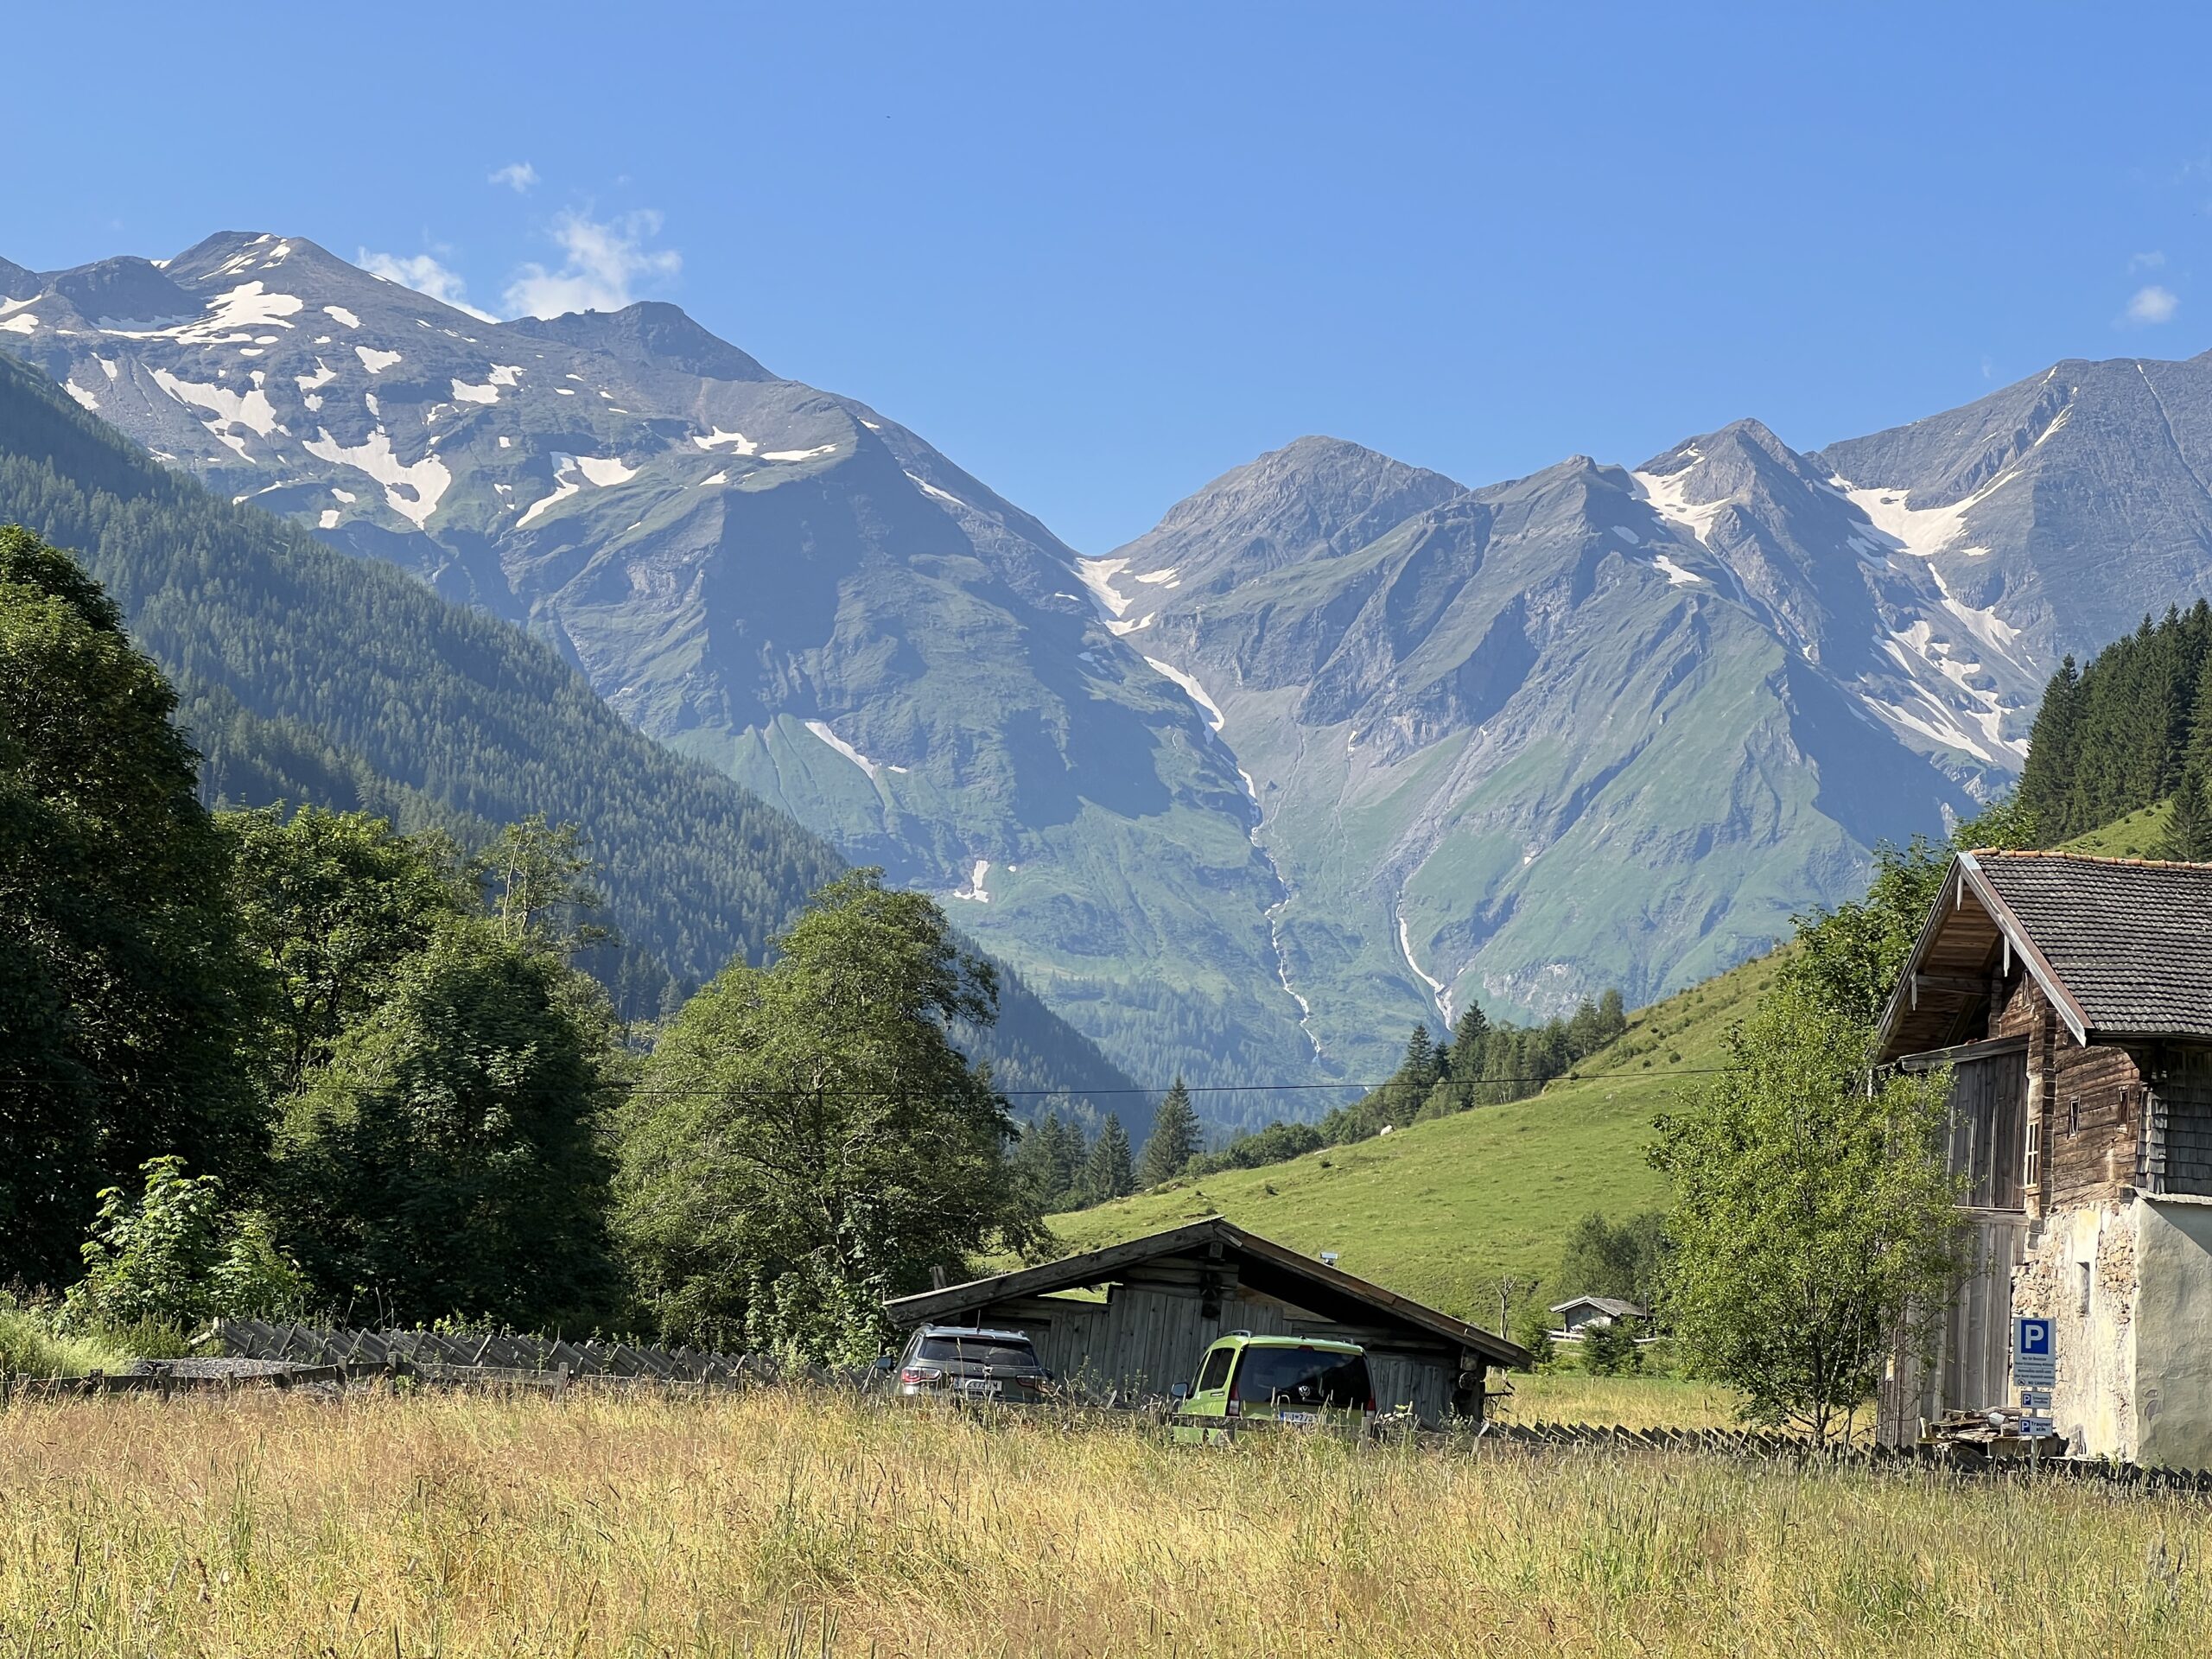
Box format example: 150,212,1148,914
1873,850,2212,1466
1548,1295,1649,1337
884,1217,1528,1424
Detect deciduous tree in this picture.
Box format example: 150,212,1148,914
0,528,261,1287
1649,983,1963,1445
612,870,1041,1357
273,918,627,1330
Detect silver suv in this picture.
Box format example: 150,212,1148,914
895,1324,1053,1404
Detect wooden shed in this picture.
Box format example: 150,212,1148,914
883,1216,1528,1424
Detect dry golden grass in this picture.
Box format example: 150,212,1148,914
1495,1371,1751,1433
3,1387,2209,1657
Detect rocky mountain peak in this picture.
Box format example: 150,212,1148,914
506,301,775,383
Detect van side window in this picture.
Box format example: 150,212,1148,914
1195,1346,1234,1394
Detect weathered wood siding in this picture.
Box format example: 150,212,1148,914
1878,1209,2028,1446
941,1250,1467,1422
1947,1051,2027,1211
2151,1044,2212,1195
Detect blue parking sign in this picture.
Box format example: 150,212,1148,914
2014,1317,2056,1386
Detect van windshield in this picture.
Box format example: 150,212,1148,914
917,1336,1038,1368
1232,1346,1370,1408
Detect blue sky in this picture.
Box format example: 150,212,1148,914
9,4,2210,550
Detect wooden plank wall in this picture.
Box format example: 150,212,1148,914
1948,1052,2026,1210
1878,1210,2027,1445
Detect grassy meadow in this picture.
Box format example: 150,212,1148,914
3,1386,2208,1658
1052,950,1780,1317
2061,798,2175,857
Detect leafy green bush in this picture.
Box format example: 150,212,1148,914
62,1156,311,1335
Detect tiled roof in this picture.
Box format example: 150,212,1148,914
1971,850,2212,1039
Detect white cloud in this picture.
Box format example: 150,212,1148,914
2126,284,2180,325
355,249,499,322
2131,250,2168,272
489,162,539,194
501,208,681,318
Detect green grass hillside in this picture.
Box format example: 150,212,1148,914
1050,950,1779,1321
2059,798,2172,856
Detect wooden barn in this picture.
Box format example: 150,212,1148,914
883,1217,1528,1423
1874,849,2212,1466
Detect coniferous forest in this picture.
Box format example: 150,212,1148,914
2,522,1047,1355
0,352,1138,1126
2017,601,2212,855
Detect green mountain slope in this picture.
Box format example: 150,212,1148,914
0,233,1310,1110
1051,950,1780,1319
0,352,1142,1128
2060,799,2174,857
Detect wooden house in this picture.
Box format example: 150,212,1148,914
1873,849,2212,1466
882,1216,1528,1423
1548,1294,1650,1338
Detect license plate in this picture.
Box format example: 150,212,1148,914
1276,1410,1316,1426
959,1380,1002,1397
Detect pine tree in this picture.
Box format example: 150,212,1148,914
2017,654,2082,840
1138,1077,1202,1186
2163,771,2212,861
1083,1114,1135,1203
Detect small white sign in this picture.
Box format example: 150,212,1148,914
2019,1388,2053,1409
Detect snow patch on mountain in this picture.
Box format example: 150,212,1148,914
1075,556,1134,617
165,283,303,345
803,718,902,780
302,427,451,528
573,455,636,487
1633,453,1728,549
153,369,280,437
693,427,755,454
1144,655,1226,731
354,346,401,375
904,470,966,508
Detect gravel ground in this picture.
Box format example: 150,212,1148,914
124,1357,303,1380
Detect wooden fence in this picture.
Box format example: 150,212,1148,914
210,1319,762,1384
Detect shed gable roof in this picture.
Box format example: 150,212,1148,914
1877,850,2212,1060
884,1216,1529,1367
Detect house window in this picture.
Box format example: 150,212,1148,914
2068,1096,2081,1136
2079,1262,2092,1317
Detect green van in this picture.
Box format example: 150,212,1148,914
1173,1332,1376,1443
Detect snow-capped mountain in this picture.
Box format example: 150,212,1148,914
0,232,1311,1098
9,228,2209,1088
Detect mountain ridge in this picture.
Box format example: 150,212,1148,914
12,228,2212,1093
0,346,1148,1137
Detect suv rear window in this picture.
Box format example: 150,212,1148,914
1231,1346,1371,1408
917,1335,1039,1367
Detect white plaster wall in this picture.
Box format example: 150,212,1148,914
2131,1197,2212,1471
2011,1203,2137,1462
